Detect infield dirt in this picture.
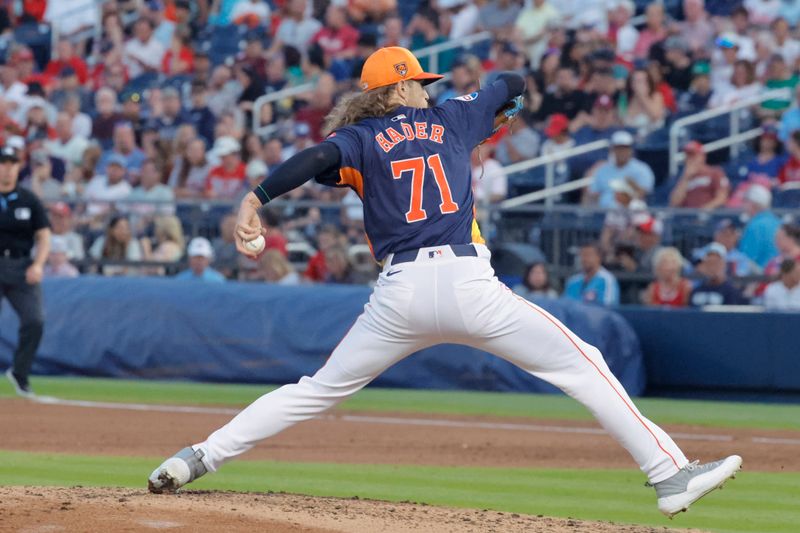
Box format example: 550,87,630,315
0,486,708,533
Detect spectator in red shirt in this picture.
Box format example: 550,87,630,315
764,224,800,278
312,4,359,65
205,136,246,200
304,224,343,281
642,247,692,307
294,72,336,142
44,38,90,84
669,141,730,209
778,129,800,186
261,208,288,258
161,28,194,76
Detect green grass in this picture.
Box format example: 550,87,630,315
2,376,799,430
1,450,796,533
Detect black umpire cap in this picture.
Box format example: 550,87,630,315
0,145,19,163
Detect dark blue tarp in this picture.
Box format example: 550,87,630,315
0,277,645,394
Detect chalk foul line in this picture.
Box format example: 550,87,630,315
26,395,796,447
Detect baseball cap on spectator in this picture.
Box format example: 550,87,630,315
212,136,241,157
187,237,214,259
594,94,614,110
610,179,636,197
683,140,704,155
716,33,740,49
162,86,181,99
663,36,686,50
438,0,467,8
121,90,142,104
295,122,311,138
703,242,728,259
692,61,711,76
31,150,49,165
49,202,71,216
59,66,77,79
500,41,521,56
12,48,34,63
360,46,443,92
611,130,635,146
246,159,268,180
0,145,19,163
744,184,772,207
6,135,25,152
107,153,127,167
761,124,779,138
636,215,664,236
544,114,570,138
590,48,616,64
715,218,742,233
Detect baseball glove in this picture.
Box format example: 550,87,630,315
491,95,524,135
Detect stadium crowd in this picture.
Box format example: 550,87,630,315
2,0,800,309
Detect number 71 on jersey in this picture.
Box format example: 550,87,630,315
391,154,458,223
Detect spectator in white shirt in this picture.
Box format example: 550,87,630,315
124,18,165,78
273,0,322,51
470,147,507,205
745,0,782,26
771,17,800,67
231,0,271,28
45,112,89,170
764,258,800,310
84,154,133,218
128,158,175,225
610,0,638,61
441,0,480,40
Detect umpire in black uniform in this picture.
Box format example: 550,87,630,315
0,144,50,397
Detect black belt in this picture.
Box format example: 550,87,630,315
0,249,29,259
389,244,478,266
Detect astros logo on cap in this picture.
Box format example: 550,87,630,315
360,47,443,92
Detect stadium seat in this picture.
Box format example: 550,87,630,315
773,187,800,208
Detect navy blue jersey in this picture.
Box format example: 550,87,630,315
322,81,511,260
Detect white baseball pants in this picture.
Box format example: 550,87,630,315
197,244,687,483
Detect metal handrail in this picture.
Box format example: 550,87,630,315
668,87,791,175
412,30,492,74
499,139,610,209
252,82,316,135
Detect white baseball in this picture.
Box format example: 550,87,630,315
244,235,265,254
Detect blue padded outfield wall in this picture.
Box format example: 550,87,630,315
618,307,800,394
0,277,645,395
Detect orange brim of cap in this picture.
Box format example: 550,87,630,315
413,72,444,85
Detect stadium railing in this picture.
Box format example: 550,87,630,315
668,88,791,176
413,30,493,74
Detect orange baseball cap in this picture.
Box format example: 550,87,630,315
360,47,443,92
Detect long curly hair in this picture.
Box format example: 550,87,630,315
323,85,399,135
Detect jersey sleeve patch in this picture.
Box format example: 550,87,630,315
454,92,479,102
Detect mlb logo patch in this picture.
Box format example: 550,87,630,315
454,92,479,102
394,62,408,77
14,207,31,221
428,249,443,259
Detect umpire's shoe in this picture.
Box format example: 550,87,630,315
148,447,208,493
652,455,742,517
5,368,35,398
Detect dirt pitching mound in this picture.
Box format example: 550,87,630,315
0,487,705,533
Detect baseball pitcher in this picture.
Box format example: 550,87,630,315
149,47,741,517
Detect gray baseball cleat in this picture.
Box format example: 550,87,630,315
652,455,742,518
148,447,208,494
